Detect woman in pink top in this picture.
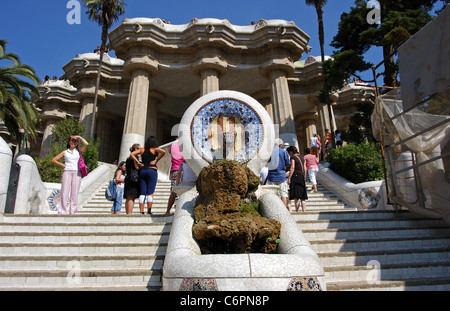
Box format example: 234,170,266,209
166,138,184,214
304,148,319,193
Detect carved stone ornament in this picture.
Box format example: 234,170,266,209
278,26,286,35
255,19,267,30
205,24,215,34
134,23,143,33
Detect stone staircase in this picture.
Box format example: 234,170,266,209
1,170,449,291
292,183,450,291
0,170,174,291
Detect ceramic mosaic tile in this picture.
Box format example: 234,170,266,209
286,277,322,291
358,187,381,209
47,189,70,211
179,278,219,291
190,98,264,164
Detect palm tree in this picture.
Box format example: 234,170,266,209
83,0,126,138
0,40,40,149
305,0,335,148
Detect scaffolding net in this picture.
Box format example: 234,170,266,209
372,89,450,222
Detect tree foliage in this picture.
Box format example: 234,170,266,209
35,117,100,182
341,101,376,144
0,40,40,146
325,0,443,89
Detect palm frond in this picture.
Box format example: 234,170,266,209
0,40,40,144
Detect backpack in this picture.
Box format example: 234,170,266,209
105,179,117,201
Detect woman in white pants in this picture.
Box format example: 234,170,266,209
52,135,89,214
304,148,319,193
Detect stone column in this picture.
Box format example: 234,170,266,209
304,119,318,145
39,107,66,158
193,57,227,96
96,113,119,163
77,81,106,138
79,97,95,136
145,91,164,139
261,59,298,148
318,102,336,139
200,69,220,96
253,90,273,122
118,55,159,162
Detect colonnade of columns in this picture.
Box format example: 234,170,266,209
114,54,336,161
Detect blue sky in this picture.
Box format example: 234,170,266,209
1,0,384,83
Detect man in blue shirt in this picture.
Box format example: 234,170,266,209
267,138,291,211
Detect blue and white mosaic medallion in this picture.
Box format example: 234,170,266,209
191,98,264,164
180,278,218,291
286,277,322,291
358,187,381,209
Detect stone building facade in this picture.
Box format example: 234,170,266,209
33,18,373,163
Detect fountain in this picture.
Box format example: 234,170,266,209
162,90,325,291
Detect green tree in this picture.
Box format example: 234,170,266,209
0,40,40,148
35,117,100,182
305,0,336,148
82,0,126,137
341,101,376,144
327,0,442,88
52,116,86,146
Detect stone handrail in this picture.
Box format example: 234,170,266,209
156,140,177,182
9,153,111,215
317,162,388,210
0,137,13,214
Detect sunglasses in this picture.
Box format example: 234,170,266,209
70,139,78,143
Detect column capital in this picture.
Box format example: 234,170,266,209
192,56,228,78
123,55,159,77
40,110,67,123
76,86,106,102
260,58,295,80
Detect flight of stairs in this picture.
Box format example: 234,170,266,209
292,183,450,291
1,169,449,291
0,169,174,291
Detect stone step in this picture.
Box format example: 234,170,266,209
296,218,447,231
0,222,171,233
318,248,450,268
326,278,450,291
303,226,450,242
0,241,168,256
1,214,173,224
0,254,165,270
2,284,160,291
0,268,162,289
0,231,170,244
311,237,450,254
292,210,433,221
323,261,450,285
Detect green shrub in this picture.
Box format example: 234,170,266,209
327,143,385,184
34,117,100,182
35,155,64,183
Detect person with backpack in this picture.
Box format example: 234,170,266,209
111,161,126,214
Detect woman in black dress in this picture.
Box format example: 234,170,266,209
124,143,141,214
286,146,308,212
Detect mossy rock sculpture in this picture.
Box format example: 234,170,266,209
193,160,281,254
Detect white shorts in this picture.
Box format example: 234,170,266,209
308,168,319,185
268,180,289,198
